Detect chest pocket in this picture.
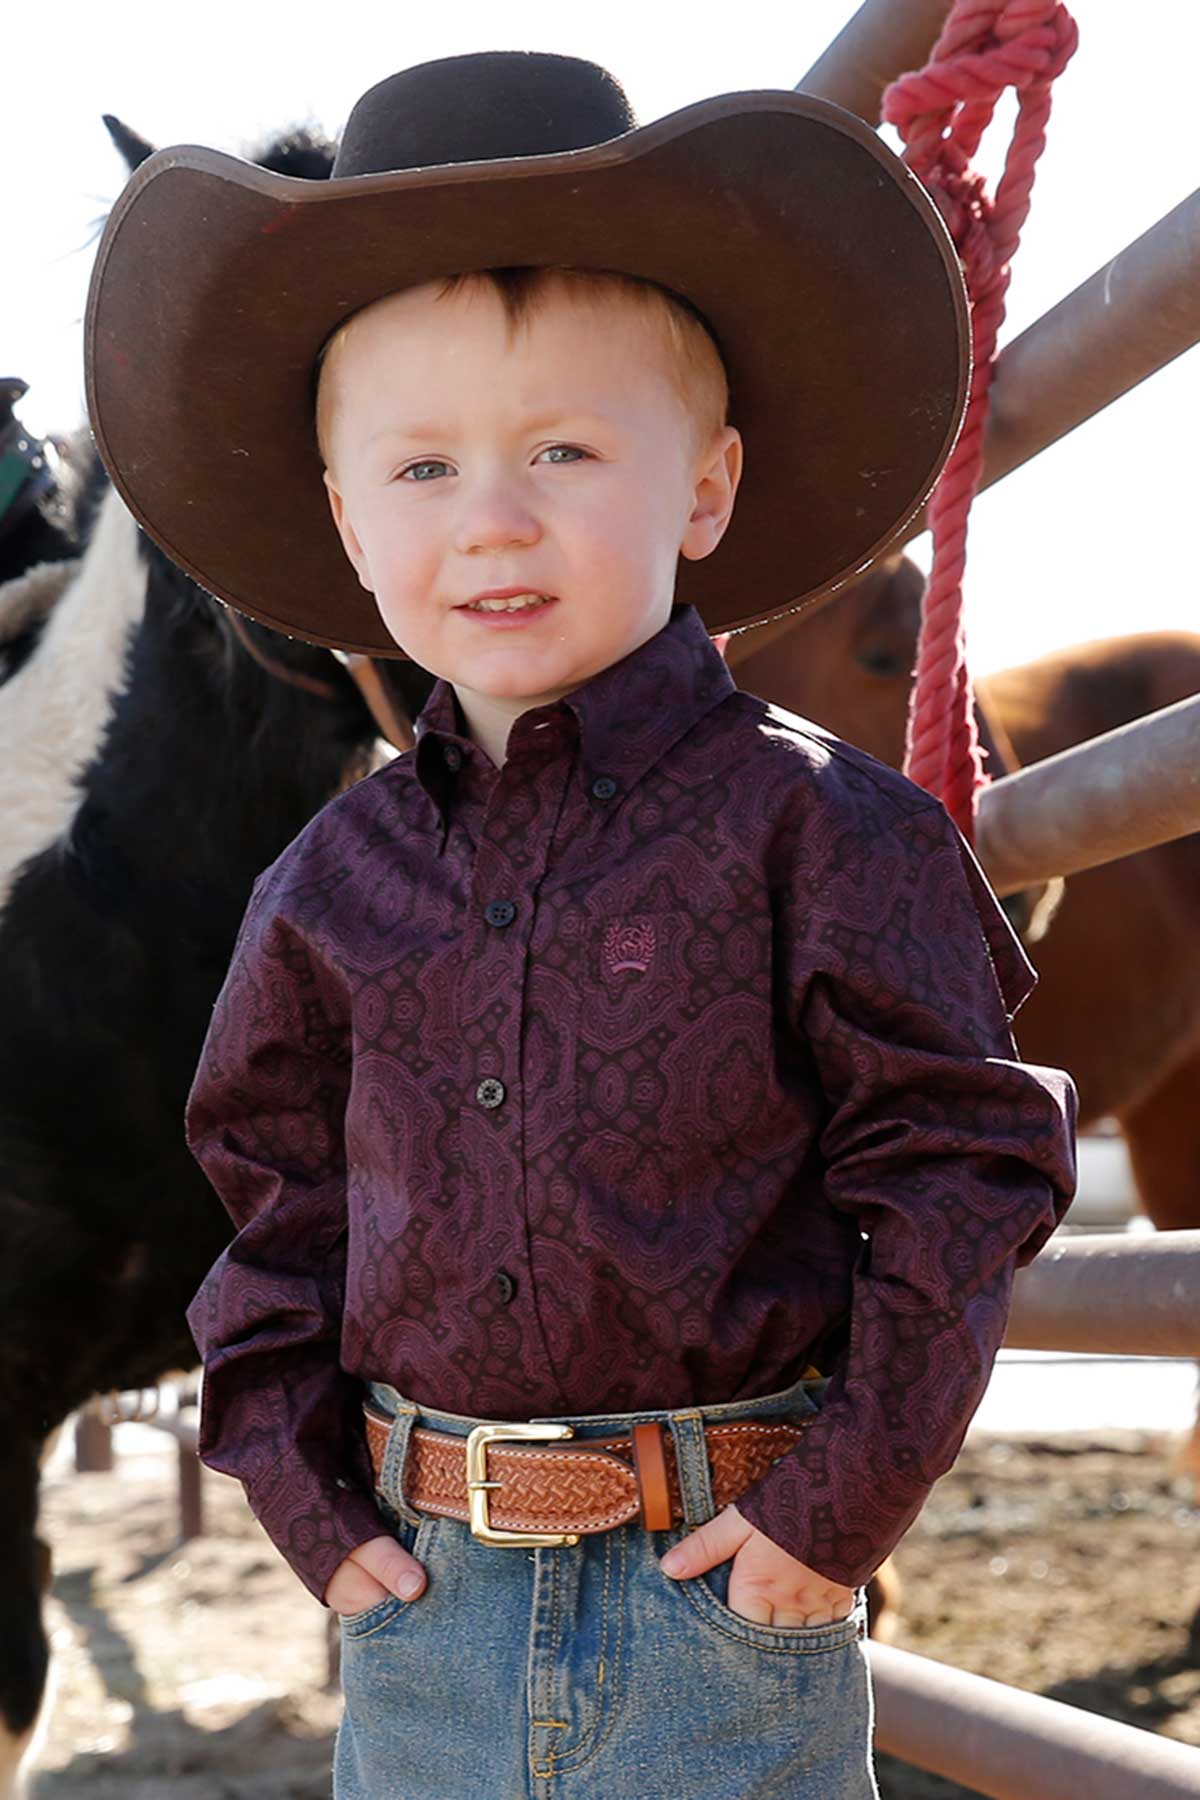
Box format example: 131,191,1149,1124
574,909,773,1185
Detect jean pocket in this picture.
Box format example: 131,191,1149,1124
337,1515,437,1640
658,1528,865,1655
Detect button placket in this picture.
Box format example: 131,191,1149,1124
455,743,575,1387
460,779,524,1127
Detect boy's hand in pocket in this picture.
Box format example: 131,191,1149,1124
324,1533,427,1615
659,1503,855,1627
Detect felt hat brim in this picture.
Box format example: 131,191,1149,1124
85,90,969,658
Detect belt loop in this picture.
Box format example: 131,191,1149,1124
667,1411,716,1529
631,1423,672,1530
379,1404,422,1526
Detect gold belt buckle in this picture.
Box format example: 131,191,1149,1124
464,1421,581,1547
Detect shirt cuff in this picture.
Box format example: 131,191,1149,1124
730,1431,931,1589
246,1457,389,1604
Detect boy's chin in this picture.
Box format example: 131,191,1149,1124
443,643,585,693
456,673,580,706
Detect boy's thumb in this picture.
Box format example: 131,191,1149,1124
659,1506,747,1578
355,1535,426,1600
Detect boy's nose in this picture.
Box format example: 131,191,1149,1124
454,475,542,556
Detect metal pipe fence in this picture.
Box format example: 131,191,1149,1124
871,1641,1200,1799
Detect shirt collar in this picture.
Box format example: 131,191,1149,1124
412,602,735,827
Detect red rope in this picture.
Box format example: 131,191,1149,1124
882,0,1078,841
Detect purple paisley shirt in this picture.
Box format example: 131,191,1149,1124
185,601,1077,1603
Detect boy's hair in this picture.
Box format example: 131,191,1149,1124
315,265,730,467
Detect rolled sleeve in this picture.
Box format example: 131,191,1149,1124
184,878,383,1603
735,800,1078,1585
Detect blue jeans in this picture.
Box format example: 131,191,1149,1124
333,1371,880,1799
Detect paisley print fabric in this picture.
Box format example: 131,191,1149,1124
184,602,1077,1604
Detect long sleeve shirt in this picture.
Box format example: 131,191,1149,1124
185,600,1077,1604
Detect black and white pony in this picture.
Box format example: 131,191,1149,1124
0,120,434,1793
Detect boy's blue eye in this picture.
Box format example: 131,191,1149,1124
398,445,587,481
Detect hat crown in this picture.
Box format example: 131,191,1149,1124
332,51,638,178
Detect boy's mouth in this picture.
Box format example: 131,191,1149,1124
458,591,557,614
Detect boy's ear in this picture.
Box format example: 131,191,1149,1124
324,471,375,593
680,426,743,565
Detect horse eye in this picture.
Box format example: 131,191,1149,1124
857,646,906,678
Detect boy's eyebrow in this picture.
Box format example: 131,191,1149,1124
366,409,614,446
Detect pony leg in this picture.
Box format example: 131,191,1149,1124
0,1433,50,1800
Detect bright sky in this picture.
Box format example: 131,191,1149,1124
4,0,1196,675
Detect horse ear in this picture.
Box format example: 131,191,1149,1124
103,114,157,173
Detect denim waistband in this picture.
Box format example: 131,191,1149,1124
365,1367,830,1442
365,1369,830,1532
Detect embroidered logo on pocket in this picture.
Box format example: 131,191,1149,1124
603,917,657,975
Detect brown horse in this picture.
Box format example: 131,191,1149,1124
725,555,1200,1232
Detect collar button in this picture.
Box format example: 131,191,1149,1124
443,743,463,771
591,775,617,801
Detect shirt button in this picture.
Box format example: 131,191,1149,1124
334,1477,352,1490
476,1077,506,1109
591,775,618,800
484,900,517,928
495,1270,518,1305
443,744,463,771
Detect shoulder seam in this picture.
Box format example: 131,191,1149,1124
728,691,945,827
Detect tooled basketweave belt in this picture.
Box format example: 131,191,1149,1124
363,1390,816,1548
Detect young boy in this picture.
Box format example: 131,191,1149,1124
85,50,1077,1799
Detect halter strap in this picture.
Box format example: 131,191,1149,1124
226,606,415,751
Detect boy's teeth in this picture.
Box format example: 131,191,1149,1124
469,593,550,612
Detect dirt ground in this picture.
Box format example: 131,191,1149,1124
25,1425,1200,1799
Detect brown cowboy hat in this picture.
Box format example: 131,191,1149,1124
84,51,969,659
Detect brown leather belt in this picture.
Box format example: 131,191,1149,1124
364,1400,809,1543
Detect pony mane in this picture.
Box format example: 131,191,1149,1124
247,124,336,180
0,561,81,648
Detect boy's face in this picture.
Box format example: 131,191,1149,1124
321,279,741,722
